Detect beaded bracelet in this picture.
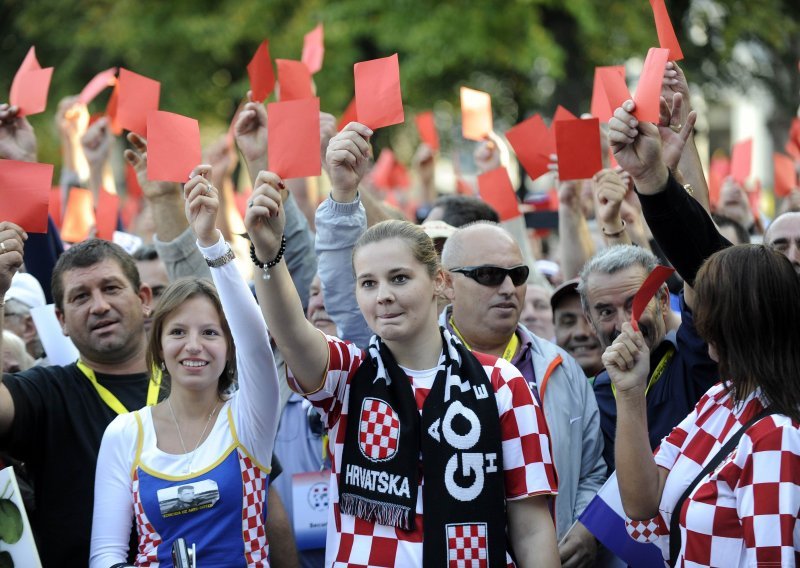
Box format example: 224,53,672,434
250,236,286,280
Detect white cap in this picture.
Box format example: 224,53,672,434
5,272,47,310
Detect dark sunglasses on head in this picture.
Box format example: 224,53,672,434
449,265,530,287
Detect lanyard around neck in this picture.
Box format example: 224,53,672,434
610,345,675,399
449,316,519,362
77,360,162,415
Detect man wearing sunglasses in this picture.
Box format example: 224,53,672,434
440,222,607,568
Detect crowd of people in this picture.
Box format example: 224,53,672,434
0,31,799,568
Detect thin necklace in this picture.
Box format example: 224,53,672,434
167,398,220,474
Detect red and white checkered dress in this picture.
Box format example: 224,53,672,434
625,383,800,567
289,335,558,567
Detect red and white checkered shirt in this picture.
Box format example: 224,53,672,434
289,335,558,567
625,383,800,567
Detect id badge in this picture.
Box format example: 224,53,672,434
291,470,330,550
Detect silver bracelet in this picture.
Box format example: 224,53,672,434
204,245,235,268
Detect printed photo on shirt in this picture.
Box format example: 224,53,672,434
157,480,219,517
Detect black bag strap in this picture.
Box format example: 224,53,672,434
668,407,774,566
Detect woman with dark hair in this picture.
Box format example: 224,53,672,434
604,245,800,566
243,123,559,567
90,166,280,567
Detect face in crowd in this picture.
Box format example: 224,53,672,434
520,284,555,340
306,274,337,336
135,256,170,333
765,212,800,274
551,287,603,377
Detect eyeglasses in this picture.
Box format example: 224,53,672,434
449,265,530,287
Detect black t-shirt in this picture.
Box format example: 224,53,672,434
1,363,150,568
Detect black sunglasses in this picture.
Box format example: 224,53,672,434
449,265,530,287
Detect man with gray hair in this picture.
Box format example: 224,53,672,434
578,244,718,471
4,272,47,362
441,222,606,568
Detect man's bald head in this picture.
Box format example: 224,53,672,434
441,222,519,268
765,211,800,274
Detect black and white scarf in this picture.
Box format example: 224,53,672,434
339,328,507,566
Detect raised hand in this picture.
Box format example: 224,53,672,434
601,322,650,396
608,100,668,194
123,132,181,201
184,165,218,246
0,222,27,297
55,96,89,145
473,138,501,174
656,94,697,170
0,104,37,162
661,61,692,122
81,117,113,171
245,171,287,263
234,91,268,179
325,122,373,199
594,169,628,227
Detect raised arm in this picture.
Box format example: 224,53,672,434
185,166,280,464
81,117,116,200
556,162,595,280
602,322,667,520
594,168,633,247
247,172,328,392
0,222,28,436
316,123,374,347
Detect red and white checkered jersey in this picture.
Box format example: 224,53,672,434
626,383,800,567
289,335,558,567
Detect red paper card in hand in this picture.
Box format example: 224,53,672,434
106,83,122,135
477,167,520,221
96,189,120,241
554,118,602,181
630,265,675,332
633,48,670,123
0,159,53,233
461,87,492,141
591,69,613,123
146,111,202,183
506,114,550,180
338,97,358,131
354,54,405,130
61,188,96,243
731,138,753,185
117,68,161,136
597,66,630,117
415,112,439,151
9,47,53,117
79,68,118,106
650,0,684,61
774,153,797,198
248,41,276,103
301,24,325,75
544,105,577,156
267,97,321,179
277,59,314,101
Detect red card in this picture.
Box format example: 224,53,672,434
544,106,578,155
9,47,54,117
371,149,410,190
553,105,577,123
477,168,520,221
247,41,276,103
460,87,492,141
748,179,762,220
146,111,202,183
354,54,405,130
708,155,730,207
786,118,800,161
554,118,603,180
337,97,358,131
301,24,325,75
597,66,630,117
61,187,95,243
633,48,670,122
630,265,674,331
506,114,551,180
49,186,62,230
277,59,314,101
0,160,53,233
590,69,613,123
117,68,161,136
456,178,473,195
79,67,118,106
125,163,143,200
774,153,797,198
267,97,321,179
415,111,439,151
730,138,753,185
96,189,120,240
650,0,684,61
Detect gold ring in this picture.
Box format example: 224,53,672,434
669,123,682,133
0,242,6,253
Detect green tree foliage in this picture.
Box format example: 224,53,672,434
1,0,798,164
